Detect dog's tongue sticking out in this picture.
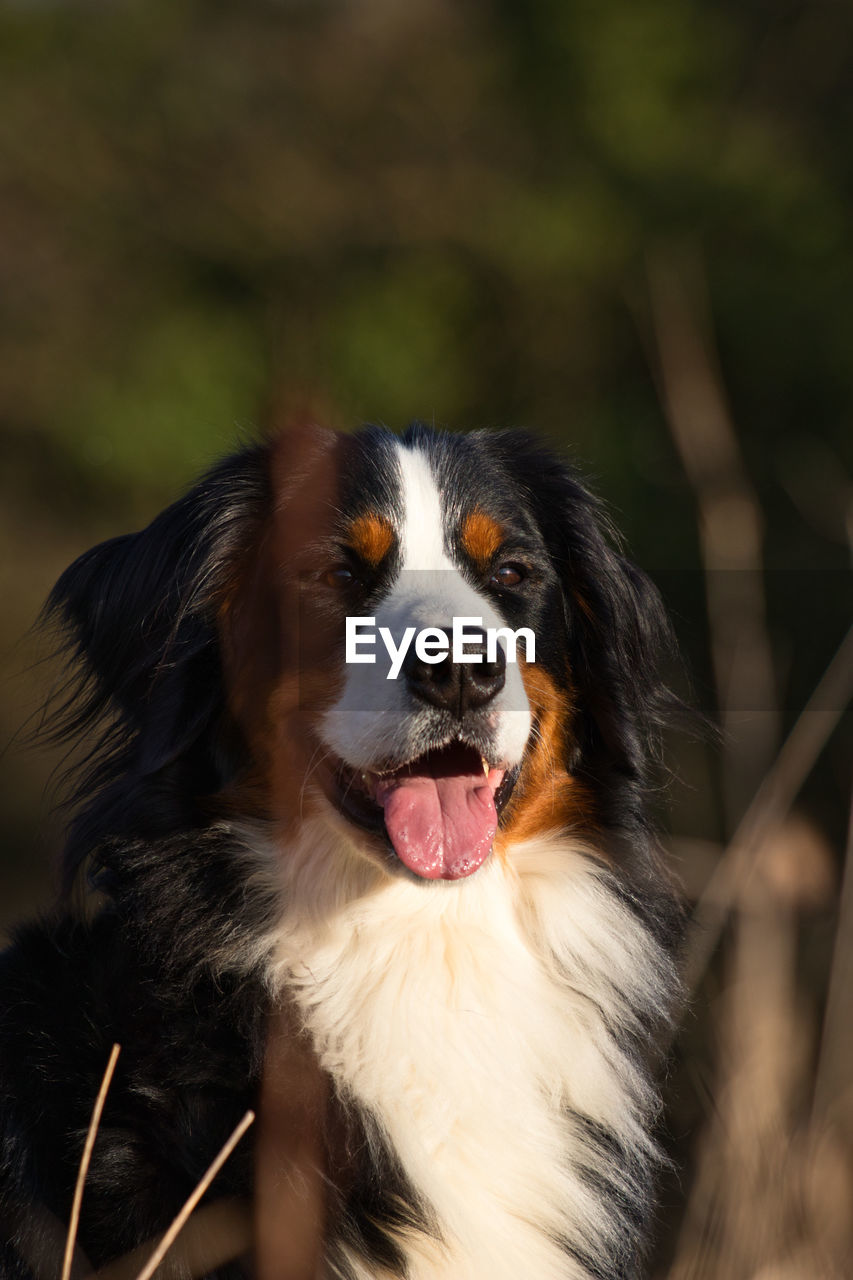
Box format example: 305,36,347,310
374,744,503,880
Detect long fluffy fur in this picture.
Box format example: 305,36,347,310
0,425,683,1280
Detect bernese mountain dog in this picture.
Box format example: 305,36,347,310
0,423,683,1280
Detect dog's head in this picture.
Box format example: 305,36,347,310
49,424,677,888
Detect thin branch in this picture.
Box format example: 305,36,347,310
130,1110,255,1280
683,624,853,993
645,243,779,827
87,1199,252,1280
812,789,853,1129
62,1043,121,1280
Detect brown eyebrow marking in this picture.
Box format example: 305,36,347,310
460,510,505,569
346,512,395,566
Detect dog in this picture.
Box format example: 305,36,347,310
0,423,683,1280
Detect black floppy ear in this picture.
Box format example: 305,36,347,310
47,447,269,736
49,529,173,728
43,446,269,883
484,430,679,788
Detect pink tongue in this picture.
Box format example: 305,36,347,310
375,764,498,880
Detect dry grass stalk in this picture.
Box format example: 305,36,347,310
643,241,853,987
61,1043,121,1280
128,1110,255,1280
254,1003,328,1280
667,829,828,1279
645,242,779,827
684,624,853,993
813,795,853,1132
642,243,853,1276
88,1198,253,1280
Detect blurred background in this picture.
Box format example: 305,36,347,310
0,1,851,1275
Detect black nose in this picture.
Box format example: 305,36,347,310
401,627,506,716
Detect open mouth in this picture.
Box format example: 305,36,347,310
330,741,517,881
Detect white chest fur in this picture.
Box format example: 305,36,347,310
257,823,670,1280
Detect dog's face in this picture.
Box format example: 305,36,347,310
223,424,624,884
50,421,670,891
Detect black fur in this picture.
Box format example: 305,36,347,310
0,909,260,1277
1,424,683,1278
46,446,270,889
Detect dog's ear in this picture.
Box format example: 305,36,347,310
48,531,142,718
483,430,680,788
42,447,270,885
47,448,269,736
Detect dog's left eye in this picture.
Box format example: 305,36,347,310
490,563,526,588
323,565,358,589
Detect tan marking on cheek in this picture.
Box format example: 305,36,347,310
496,662,596,851
347,512,394,567
461,510,504,569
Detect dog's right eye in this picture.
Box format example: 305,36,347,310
490,563,526,589
323,565,358,589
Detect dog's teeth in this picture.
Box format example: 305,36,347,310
481,757,489,776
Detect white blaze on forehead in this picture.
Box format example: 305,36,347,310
395,441,454,572
391,440,493,623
